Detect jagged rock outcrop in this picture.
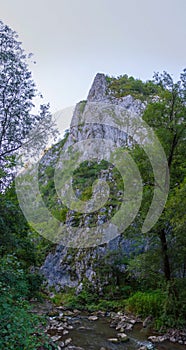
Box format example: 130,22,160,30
41,235,140,292
65,73,145,149
41,73,146,292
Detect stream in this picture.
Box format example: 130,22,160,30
64,314,186,350
32,302,186,350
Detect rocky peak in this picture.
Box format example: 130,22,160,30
87,73,108,102
70,73,145,129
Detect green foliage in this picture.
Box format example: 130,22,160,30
106,74,160,100
52,288,99,310
0,255,53,349
39,156,124,227
51,289,126,312
166,178,186,276
125,290,165,318
127,249,164,290
124,282,186,329
0,20,56,190
158,279,186,329
78,100,87,114
0,297,48,350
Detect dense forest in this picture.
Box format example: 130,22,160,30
0,20,186,349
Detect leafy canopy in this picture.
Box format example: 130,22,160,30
0,20,56,190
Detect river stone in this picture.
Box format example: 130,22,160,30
108,338,119,343
148,335,168,343
88,315,98,321
51,335,61,342
117,332,129,342
48,310,59,317
79,326,92,330
64,347,84,350
65,337,72,345
67,325,73,330
170,336,177,343
116,321,133,331
148,336,159,343
65,345,84,350
143,315,153,328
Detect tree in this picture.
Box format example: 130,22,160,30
0,20,56,190
142,70,186,282
120,71,186,286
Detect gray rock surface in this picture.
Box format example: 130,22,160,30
41,73,146,291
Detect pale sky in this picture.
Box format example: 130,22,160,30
1,0,186,117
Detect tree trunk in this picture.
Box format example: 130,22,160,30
159,229,171,281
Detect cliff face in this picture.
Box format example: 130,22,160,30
64,73,145,148
41,73,146,292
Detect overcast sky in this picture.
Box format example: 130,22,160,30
1,0,186,118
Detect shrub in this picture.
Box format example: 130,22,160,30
125,290,165,318
0,255,53,349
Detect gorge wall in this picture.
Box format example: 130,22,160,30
41,73,147,293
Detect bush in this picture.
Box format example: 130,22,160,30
0,296,46,349
0,255,53,349
125,290,165,318
157,280,186,329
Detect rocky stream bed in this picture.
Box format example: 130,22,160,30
32,302,186,350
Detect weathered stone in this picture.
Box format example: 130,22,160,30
48,310,59,317
65,337,72,345
64,346,84,350
116,321,133,331
117,332,129,342
88,315,98,321
87,73,109,102
143,315,153,328
108,337,119,343
169,336,177,343
66,325,73,330
51,335,61,342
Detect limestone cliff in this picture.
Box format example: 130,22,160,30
41,73,146,292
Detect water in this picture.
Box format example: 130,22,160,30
70,316,137,350
67,315,186,350
69,315,141,349
31,302,186,350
